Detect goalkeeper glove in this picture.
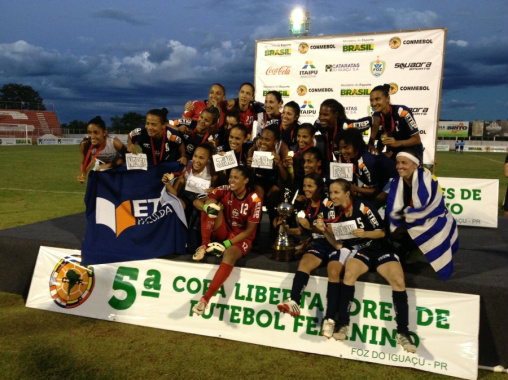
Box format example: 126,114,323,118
203,203,221,218
206,241,229,257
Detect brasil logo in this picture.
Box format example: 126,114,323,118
49,255,95,308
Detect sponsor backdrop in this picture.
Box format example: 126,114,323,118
27,246,479,380
255,28,446,165
438,177,499,228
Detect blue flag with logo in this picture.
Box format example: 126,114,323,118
81,162,187,266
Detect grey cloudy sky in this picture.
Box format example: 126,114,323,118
0,0,507,123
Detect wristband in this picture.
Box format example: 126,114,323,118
287,167,294,174
203,204,209,212
223,240,232,248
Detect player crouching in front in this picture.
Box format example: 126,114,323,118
191,165,262,316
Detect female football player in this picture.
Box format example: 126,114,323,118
323,179,417,352
77,115,126,183
276,173,348,339
191,165,262,317
369,83,423,160
386,149,458,276
127,107,187,166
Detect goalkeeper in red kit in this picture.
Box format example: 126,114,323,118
191,165,262,317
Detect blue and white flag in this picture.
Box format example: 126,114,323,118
82,162,187,266
386,168,458,280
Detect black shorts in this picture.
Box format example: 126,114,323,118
346,248,400,270
305,238,351,265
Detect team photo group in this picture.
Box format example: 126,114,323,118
78,81,459,354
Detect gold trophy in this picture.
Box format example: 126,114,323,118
272,202,296,261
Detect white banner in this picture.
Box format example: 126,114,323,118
464,145,508,153
438,177,499,228
37,137,58,145
57,137,82,145
255,28,446,166
0,137,31,145
27,246,479,379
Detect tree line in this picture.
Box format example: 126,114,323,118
0,83,145,134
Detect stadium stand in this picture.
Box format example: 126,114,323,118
0,110,61,141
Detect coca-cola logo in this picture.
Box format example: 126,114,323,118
266,66,291,75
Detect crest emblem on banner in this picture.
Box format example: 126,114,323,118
297,85,307,96
370,57,385,77
389,36,401,49
49,255,95,309
298,42,309,54
389,82,399,95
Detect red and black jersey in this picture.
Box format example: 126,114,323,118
232,99,264,136
182,100,227,128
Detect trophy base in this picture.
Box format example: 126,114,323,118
272,244,296,262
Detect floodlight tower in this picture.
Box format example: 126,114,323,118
289,7,310,37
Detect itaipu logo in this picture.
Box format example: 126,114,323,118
370,56,385,77
49,255,95,309
299,61,318,77
300,100,316,115
389,37,401,49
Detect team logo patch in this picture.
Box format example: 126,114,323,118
49,255,95,309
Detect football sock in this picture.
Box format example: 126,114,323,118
202,262,234,303
290,271,309,305
337,283,355,325
200,212,216,247
325,281,341,320
393,290,410,334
